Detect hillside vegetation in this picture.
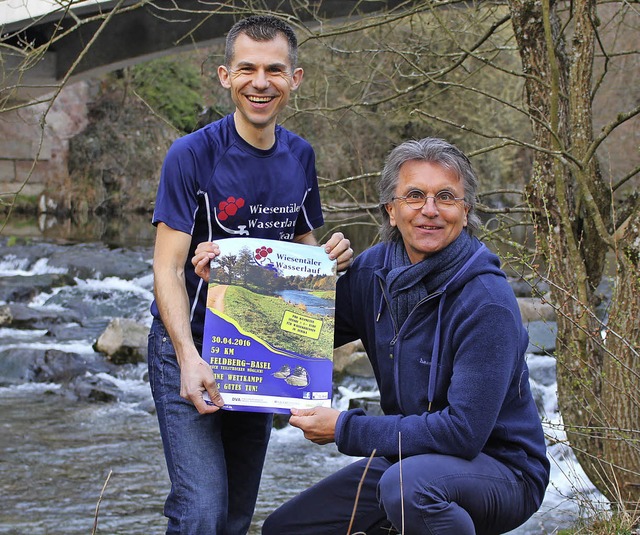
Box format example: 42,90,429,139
219,285,335,361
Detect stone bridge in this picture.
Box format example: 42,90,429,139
0,0,409,204
3,0,412,103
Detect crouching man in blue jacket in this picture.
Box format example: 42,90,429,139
262,138,550,535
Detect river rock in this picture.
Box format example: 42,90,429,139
273,413,291,429
0,347,46,385
69,374,122,402
509,277,551,298
348,396,384,416
30,349,114,383
333,339,374,378
518,295,556,323
0,273,76,303
45,322,97,341
0,241,60,268
8,302,83,328
135,397,157,414
0,305,12,325
45,243,152,280
525,320,557,354
94,317,148,364
0,240,152,281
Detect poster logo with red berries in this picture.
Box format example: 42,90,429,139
253,244,282,277
254,245,273,266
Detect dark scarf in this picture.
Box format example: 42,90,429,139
386,231,473,327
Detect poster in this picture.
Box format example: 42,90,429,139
201,237,336,414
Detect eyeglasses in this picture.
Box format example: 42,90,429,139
392,190,466,210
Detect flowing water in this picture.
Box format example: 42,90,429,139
277,289,334,315
0,216,605,534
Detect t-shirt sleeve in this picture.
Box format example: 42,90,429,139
152,136,201,235
294,144,324,236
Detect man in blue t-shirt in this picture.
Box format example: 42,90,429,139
148,15,352,534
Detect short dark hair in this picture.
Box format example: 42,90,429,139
378,138,481,242
224,15,298,69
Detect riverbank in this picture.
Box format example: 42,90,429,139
0,233,609,533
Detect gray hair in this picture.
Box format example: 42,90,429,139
224,15,298,69
378,137,481,242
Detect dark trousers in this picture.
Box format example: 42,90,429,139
262,452,540,535
148,319,272,535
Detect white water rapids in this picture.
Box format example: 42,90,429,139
0,239,608,534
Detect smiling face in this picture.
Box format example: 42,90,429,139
385,160,469,264
218,33,303,147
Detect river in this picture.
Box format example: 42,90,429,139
0,214,605,534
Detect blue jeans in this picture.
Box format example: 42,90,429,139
262,453,541,535
148,319,272,535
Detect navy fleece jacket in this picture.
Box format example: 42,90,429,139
333,238,550,502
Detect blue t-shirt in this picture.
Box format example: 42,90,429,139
151,114,324,338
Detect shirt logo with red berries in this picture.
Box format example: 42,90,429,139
214,196,249,236
217,197,245,221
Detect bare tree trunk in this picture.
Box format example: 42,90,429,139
507,0,639,508
600,207,640,505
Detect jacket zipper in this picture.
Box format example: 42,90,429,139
377,278,443,414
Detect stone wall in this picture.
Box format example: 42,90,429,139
0,82,91,210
